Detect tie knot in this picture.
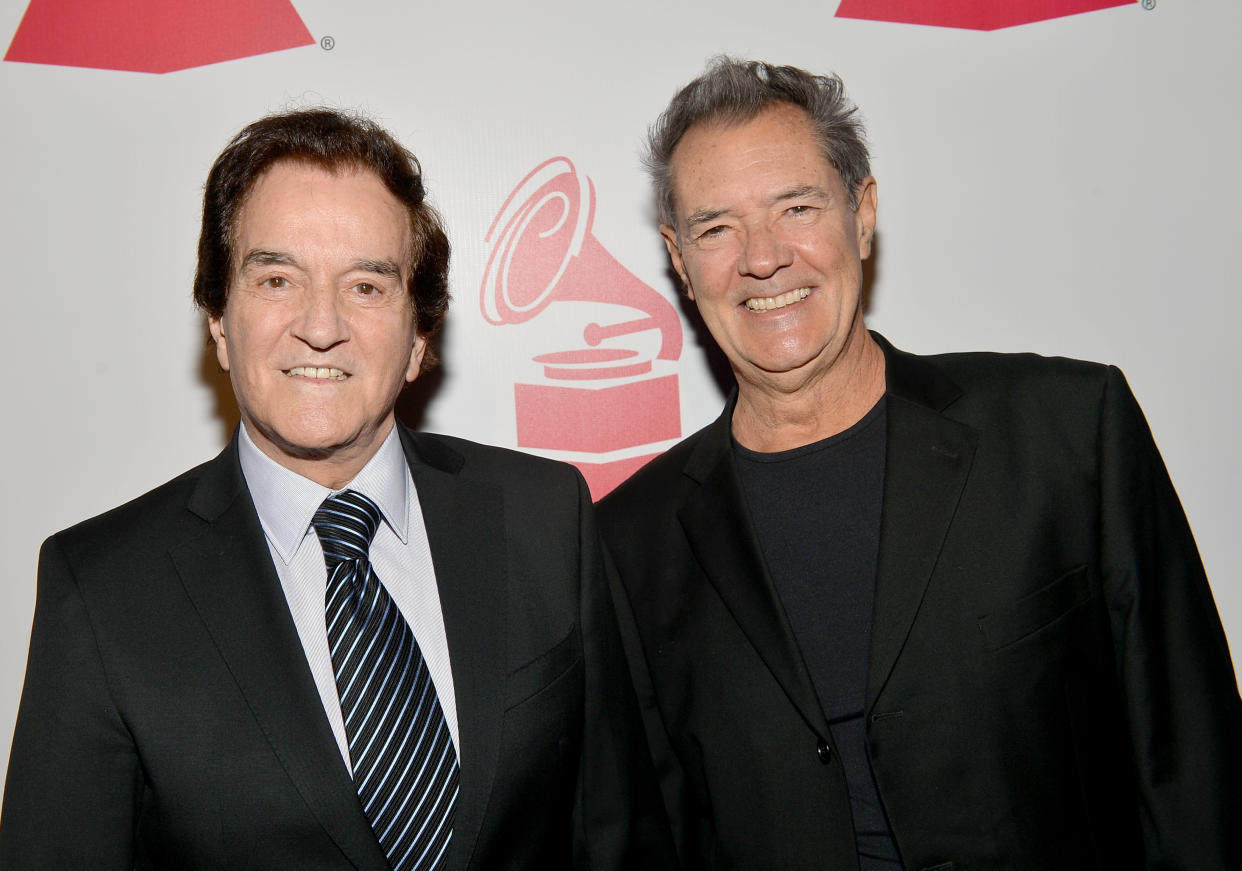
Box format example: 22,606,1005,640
312,490,383,566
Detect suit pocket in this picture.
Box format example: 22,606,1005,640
505,624,581,709
977,565,1092,651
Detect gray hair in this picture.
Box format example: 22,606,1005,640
645,56,871,227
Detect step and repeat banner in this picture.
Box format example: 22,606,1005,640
1,0,1238,771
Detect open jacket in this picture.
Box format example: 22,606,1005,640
599,334,1241,871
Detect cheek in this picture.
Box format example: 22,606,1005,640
684,251,733,292
225,329,283,388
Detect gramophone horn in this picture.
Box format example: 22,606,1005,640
480,156,682,361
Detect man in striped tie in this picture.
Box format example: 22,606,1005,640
1,109,674,870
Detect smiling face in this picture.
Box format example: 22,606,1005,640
662,102,878,402
208,161,425,487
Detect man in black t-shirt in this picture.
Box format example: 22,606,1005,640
599,56,1241,871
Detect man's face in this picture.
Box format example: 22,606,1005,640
662,103,877,395
209,161,425,483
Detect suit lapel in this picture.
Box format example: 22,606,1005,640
680,337,981,729
172,442,391,871
400,429,507,871
867,338,978,706
679,406,832,738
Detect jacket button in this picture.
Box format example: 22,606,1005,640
816,739,832,764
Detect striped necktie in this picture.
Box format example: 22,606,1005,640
313,489,459,871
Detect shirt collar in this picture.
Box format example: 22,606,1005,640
238,423,411,565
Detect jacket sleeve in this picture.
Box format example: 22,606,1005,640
0,535,141,870
1098,366,1242,869
572,473,679,870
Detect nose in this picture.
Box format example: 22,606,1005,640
292,284,348,350
737,224,793,279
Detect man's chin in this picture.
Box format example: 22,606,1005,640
275,442,342,462
243,413,397,472
253,424,365,464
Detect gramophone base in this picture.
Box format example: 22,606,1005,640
515,374,680,454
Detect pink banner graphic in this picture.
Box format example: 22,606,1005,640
5,0,313,73
835,0,1132,30
481,157,683,499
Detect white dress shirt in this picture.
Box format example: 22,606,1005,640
237,422,459,771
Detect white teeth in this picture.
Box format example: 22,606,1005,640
744,287,811,312
287,366,346,380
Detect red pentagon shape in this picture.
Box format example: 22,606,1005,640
5,0,314,73
835,0,1133,31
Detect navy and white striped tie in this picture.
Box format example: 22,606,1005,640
313,490,458,871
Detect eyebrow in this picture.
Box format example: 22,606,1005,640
237,251,403,280
239,249,298,271
352,259,403,280
773,184,830,204
684,208,728,231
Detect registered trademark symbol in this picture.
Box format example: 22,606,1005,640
320,35,335,50
1140,0,1155,9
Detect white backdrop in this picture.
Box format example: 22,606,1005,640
2,0,1238,777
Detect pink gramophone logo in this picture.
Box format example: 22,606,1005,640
481,157,683,500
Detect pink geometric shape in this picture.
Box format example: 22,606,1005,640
515,375,681,454
575,452,664,502
835,0,1132,30
5,0,314,73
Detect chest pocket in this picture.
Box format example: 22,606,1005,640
977,565,1092,651
505,623,580,709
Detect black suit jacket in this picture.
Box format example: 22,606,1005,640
599,335,1241,871
1,424,673,869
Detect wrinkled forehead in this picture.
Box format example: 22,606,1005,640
230,159,416,271
666,104,833,217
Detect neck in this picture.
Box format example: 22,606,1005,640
731,332,886,453
245,418,396,491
